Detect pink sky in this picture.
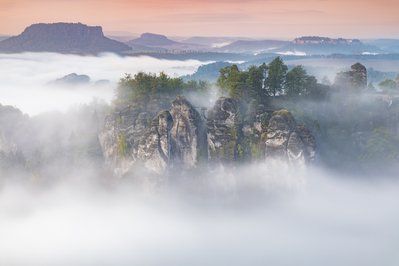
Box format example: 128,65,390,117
0,0,398,38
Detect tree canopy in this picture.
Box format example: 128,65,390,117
115,72,208,105
265,56,288,96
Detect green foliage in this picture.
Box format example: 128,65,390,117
217,65,246,99
285,65,308,98
378,79,398,93
265,56,288,96
115,72,210,106
361,127,399,161
217,64,268,101
117,133,128,157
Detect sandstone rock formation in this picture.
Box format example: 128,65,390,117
99,96,207,176
265,110,315,163
170,96,207,168
99,96,316,176
207,97,241,162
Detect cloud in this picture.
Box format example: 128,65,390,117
0,163,398,266
0,52,210,115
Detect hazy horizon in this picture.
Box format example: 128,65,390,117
1,0,399,39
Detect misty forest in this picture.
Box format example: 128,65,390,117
1,22,399,266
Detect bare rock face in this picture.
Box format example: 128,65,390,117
207,97,241,162
99,96,208,176
170,96,207,168
265,110,315,163
99,96,316,177
265,110,296,158
137,111,173,174
99,105,149,176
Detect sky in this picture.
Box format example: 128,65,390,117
0,0,398,38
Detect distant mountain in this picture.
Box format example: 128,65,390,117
182,61,233,82
128,33,178,46
0,35,9,42
212,36,382,55
181,36,253,48
363,39,399,53
216,40,289,54
49,73,90,86
126,33,207,52
0,23,131,54
285,36,381,55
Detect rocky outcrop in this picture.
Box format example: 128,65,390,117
0,23,131,54
99,96,207,176
207,97,241,162
265,110,315,163
136,111,173,174
100,96,316,176
170,96,207,168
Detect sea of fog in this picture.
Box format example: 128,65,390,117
1,52,399,266
0,52,210,115
1,163,399,266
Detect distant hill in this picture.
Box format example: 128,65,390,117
363,39,399,53
285,36,381,55
128,33,178,46
181,36,253,48
182,61,233,82
126,33,207,52
0,23,131,54
216,40,289,54
213,36,382,55
0,36,9,42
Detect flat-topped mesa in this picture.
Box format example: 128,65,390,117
21,23,104,38
0,22,131,54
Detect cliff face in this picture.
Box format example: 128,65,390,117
265,110,315,163
100,96,316,176
99,95,207,176
0,23,131,54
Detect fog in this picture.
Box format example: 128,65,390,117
0,163,398,266
0,53,209,115
1,52,399,266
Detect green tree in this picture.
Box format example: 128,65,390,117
285,65,308,98
266,57,288,96
217,65,246,98
379,79,397,93
245,65,267,100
